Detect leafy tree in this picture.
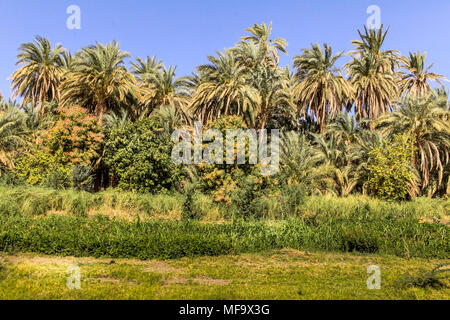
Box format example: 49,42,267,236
104,116,183,193
14,147,71,188
42,106,104,166
0,107,25,173
376,92,449,196
368,134,418,200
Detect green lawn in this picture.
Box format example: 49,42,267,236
0,250,448,300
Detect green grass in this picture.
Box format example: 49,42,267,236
0,251,448,300
0,213,448,260
0,186,448,222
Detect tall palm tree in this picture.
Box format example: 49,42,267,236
347,52,398,120
349,25,399,69
131,55,163,84
293,43,352,133
60,41,138,122
240,22,288,66
10,36,66,114
250,63,293,130
141,66,188,113
346,25,400,121
400,51,447,97
190,50,260,124
376,92,450,194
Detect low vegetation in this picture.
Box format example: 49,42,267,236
0,187,448,260
0,251,448,300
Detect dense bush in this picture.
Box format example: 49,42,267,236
104,117,184,193
14,148,72,188
368,134,417,201
42,106,103,166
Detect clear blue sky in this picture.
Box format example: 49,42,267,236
1,0,449,99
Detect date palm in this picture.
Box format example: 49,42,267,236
139,66,191,122
347,52,398,120
251,63,293,130
293,43,352,133
347,26,400,121
376,92,450,193
400,51,447,97
190,50,260,124
60,41,138,122
10,36,66,114
240,22,288,66
349,25,399,70
131,56,163,83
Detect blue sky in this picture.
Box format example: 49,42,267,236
1,0,449,99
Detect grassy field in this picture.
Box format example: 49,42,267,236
0,250,448,300
0,187,448,300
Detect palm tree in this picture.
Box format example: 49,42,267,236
141,66,189,118
10,36,66,114
103,109,131,129
280,131,320,185
293,43,352,133
346,26,400,121
347,52,398,120
155,105,184,135
131,56,163,83
0,107,25,172
349,25,399,69
190,50,260,124
250,63,293,130
376,92,450,194
240,22,288,66
400,51,447,97
60,41,138,122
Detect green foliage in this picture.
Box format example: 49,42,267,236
182,184,199,220
104,117,183,193
0,186,448,260
0,211,447,260
368,134,417,200
14,148,71,189
71,164,94,192
396,263,450,289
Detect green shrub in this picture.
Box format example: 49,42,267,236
71,165,94,192
14,148,71,188
368,134,417,201
104,117,183,193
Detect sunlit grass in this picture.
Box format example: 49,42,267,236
0,251,448,300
